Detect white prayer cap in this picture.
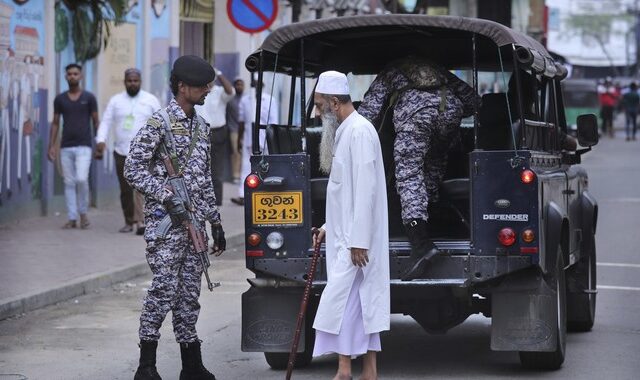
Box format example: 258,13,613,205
316,70,350,95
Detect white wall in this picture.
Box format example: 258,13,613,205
547,0,637,67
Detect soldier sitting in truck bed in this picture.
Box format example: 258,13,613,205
358,57,478,280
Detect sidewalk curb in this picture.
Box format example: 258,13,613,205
0,262,150,321
0,233,246,321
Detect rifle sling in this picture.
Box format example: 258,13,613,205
158,108,202,176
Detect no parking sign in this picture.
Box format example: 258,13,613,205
227,0,278,34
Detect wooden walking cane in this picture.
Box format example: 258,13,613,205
285,228,322,380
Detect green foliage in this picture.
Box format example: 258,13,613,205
54,3,69,53
565,11,634,75
566,13,633,40
57,0,128,63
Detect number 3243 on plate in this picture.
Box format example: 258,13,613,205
252,191,303,226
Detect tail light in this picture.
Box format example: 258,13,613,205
246,174,261,189
247,233,262,246
521,229,535,243
498,227,516,246
521,169,535,184
246,250,264,257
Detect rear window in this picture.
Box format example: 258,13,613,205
562,86,598,107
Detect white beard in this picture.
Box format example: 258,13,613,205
319,110,339,175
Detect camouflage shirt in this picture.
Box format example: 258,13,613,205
358,59,478,127
124,98,220,231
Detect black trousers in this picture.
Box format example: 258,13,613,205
601,105,614,134
114,152,136,225
210,126,228,206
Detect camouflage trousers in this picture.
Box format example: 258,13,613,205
138,226,204,343
394,106,462,224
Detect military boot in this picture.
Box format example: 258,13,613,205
134,340,162,380
179,341,216,380
402,219,439,281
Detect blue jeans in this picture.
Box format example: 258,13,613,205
60,146,92,221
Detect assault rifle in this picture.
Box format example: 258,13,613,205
156,143,219,291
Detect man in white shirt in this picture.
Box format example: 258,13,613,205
226,78,245,182
231,81,279,205
312,71,390,380
195,68,234,205
96,68,161,234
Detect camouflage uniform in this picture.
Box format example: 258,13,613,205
124,98,220,343
359,59,476,223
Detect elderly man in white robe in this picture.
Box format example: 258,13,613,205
312,71,390,380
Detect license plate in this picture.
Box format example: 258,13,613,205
252,191,303,226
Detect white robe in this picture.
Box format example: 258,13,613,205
313,111,390,335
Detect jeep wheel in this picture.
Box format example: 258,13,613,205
264,351,313,370
567,233,597,332
264,325,315,370
519,252,567,370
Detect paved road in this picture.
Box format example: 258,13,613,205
1,136,639,380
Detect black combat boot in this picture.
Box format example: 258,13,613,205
134,340,162,380
179,341,216,380
402,219,439,281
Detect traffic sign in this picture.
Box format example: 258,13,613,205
227,0,278,34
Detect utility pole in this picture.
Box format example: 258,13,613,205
289,0,302,23
635,0,640,76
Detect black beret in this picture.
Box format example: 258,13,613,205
171,55,215,86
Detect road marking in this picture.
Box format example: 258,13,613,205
597,285,640,292
601,197,640,203
597,262,640,269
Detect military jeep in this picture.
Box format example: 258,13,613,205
239,15,598,371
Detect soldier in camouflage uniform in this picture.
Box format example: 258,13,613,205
125,55,226,380
359,58,477,280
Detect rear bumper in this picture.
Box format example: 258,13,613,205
248,240,533,288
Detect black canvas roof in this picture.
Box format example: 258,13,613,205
246,14,554,76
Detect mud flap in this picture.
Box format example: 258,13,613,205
242,286,310,353
490,270,559,352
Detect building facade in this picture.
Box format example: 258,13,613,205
0,0,549,222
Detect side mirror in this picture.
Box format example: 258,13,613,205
576,114,599,147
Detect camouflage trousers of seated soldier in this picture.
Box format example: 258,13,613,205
394,105,463,224
138,227,205,343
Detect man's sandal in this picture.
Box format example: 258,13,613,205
62,220,77,229
80,215,90,229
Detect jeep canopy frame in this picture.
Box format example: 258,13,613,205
245,14,568,155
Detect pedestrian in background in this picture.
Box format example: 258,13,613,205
48,63,99,229
125,55,226,380
195,67,234,205
95,68,161,234
312,71,389,380
226,78,245,183
598,77,619,138
621,82,639,141
231,80,279,206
